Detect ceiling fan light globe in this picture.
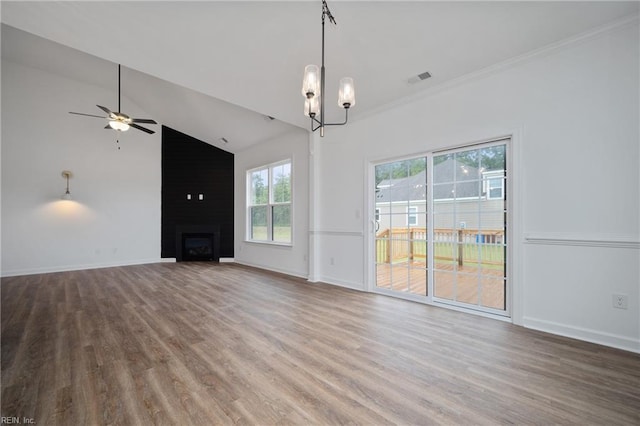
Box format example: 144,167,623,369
109,120,130,131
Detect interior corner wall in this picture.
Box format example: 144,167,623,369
234,129,310,278
1,60,162,276
312,22,640,352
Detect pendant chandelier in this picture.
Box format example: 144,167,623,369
301,0,355,137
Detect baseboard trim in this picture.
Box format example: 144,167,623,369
315,275,366,292
523,316,640,354
219,258,234,263
1,258,167,278
232,259,308,280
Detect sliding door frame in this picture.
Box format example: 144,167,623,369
364,132,522,323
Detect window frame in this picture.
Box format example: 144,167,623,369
246,159,292,245
369,137,510,318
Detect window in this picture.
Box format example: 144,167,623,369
407,206,418,226
247,160,292,244
483,170,504,200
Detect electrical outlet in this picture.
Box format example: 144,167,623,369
330,257,335,266
612,294,628,310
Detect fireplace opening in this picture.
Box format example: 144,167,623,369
182,233,214,261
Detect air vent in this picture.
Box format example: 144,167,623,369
407,71,432,85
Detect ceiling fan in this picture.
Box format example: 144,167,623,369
69,64,157,134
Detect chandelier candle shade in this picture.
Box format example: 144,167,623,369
302,0,355,137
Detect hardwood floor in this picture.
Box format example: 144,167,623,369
2,263,639,425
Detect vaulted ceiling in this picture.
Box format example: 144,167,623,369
2,1,638,152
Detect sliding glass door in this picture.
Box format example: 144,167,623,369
432,142,507,313
374,158,428,295
373,140,508,315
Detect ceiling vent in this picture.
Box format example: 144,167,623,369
407,71,432,85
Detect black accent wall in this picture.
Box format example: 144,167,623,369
161,126,234,259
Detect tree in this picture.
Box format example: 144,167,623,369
251,171,268,204
272,173,291,203
375,157,426,186
435,146,505,171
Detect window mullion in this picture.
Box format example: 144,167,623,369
268,166,273,241
427,153,434,300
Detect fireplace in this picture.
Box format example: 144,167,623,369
176,225,220,262
182,233,214,261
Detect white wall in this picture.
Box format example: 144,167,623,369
234,129,310,278
1,60,162,276
312,21,640,352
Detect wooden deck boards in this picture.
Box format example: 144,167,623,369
2,263,639,425
376,261,505,310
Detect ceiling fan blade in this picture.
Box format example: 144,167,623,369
69,111,106,119
130,123,155,134
96,105,113,115
131,118,157,124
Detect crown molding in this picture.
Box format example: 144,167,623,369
354,14,640,124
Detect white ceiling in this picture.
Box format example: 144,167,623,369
2,1,638,152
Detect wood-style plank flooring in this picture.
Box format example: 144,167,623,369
2,263,639,425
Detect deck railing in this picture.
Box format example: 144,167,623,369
376,227,504,267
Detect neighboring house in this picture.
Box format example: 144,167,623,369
375,158,505,239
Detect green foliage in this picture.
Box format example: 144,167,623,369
379,145,506,187
251,171,269,205
272,172,291,203
273,205,290,231
435,146,505,171
375,157,426,186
